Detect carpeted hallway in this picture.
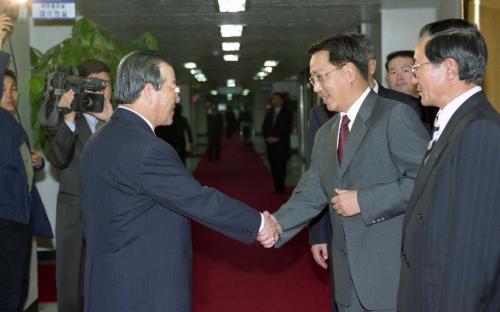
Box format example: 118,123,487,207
192,136,331,311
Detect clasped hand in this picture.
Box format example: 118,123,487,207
257,211,282,248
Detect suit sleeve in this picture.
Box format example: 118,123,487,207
307,109,331,246
437,119,500,310
138,140,261,245
358,103,429,225
46,120,78,169
274,125,330,247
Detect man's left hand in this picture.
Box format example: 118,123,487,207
31,150,44,169
331,188,360,217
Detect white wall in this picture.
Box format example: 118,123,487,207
380,8,437,87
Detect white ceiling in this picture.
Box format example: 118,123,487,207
78,0,439,93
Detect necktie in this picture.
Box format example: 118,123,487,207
423,115,439,163
337,115,350,165
427,115,440,151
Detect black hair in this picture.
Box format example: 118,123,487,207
308,33,370,81
78,60,111,78
385,50,414,71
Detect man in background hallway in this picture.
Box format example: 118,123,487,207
398,18,500,311
267,33,428,312
385,50,437,130
262,92,292,193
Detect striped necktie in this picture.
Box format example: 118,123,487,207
424,115,439,163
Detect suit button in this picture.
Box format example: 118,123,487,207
417,213,423,220
405,260,411,268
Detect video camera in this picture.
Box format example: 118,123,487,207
43,68,107,115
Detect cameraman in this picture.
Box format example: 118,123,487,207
46,60,112,312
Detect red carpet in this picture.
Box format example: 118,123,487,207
192,136,331,312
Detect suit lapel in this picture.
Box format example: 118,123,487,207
337,91,377,178
322,116,341,191
76,116,93,144
405,92,486,223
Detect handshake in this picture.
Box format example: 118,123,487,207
256,211,282,248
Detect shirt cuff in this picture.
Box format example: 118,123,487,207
258,213,265,233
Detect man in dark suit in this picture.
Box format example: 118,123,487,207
155,104,193,165
307,35,426,276
0,16,53,311
398,19,500,311
46,60,113,312
266,34,428,312
79,50,279,312
262,92,293,193
206,103,223,161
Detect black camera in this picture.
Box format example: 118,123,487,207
43,68,107,115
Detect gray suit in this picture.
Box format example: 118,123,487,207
47,116,93,312
274,91,428,310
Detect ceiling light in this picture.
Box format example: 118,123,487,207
264,60,279,67
242,89,250,96
217,0,246,12
184,62,197,69
227,94,233,101
222,42,240,51
264,66,273,73
223,54,239,62
226,79,236,87
220,24,244,37
210,90,218,96
190,69,202,75
257,71,268,78
195,73,207,81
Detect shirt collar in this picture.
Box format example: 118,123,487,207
340,87,371,130
372,79,379,94
83,113,99,133
435,86,482,138
118,106,156,133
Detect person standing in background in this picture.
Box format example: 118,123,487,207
262,92,292,194
156,104,193,165
225,105,237,139
385,50,437,131
1,15,53,311
207,103,223,161
238,104,253,149
46,60,113,312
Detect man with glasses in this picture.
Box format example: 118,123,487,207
79,50,280,312
263,34,428,312
398,19,500,311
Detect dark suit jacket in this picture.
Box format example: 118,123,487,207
0,108,53,238
262,106,292,152
47,116,93,195
80,107,261,312
308,87,425,246
398,91,500,311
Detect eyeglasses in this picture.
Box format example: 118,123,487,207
309,63,345,86
410,62,431,75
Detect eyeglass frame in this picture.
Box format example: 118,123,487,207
309,63,345,86
410,62,431,76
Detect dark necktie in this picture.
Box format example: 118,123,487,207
337,115,350,165
424,115,440,162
